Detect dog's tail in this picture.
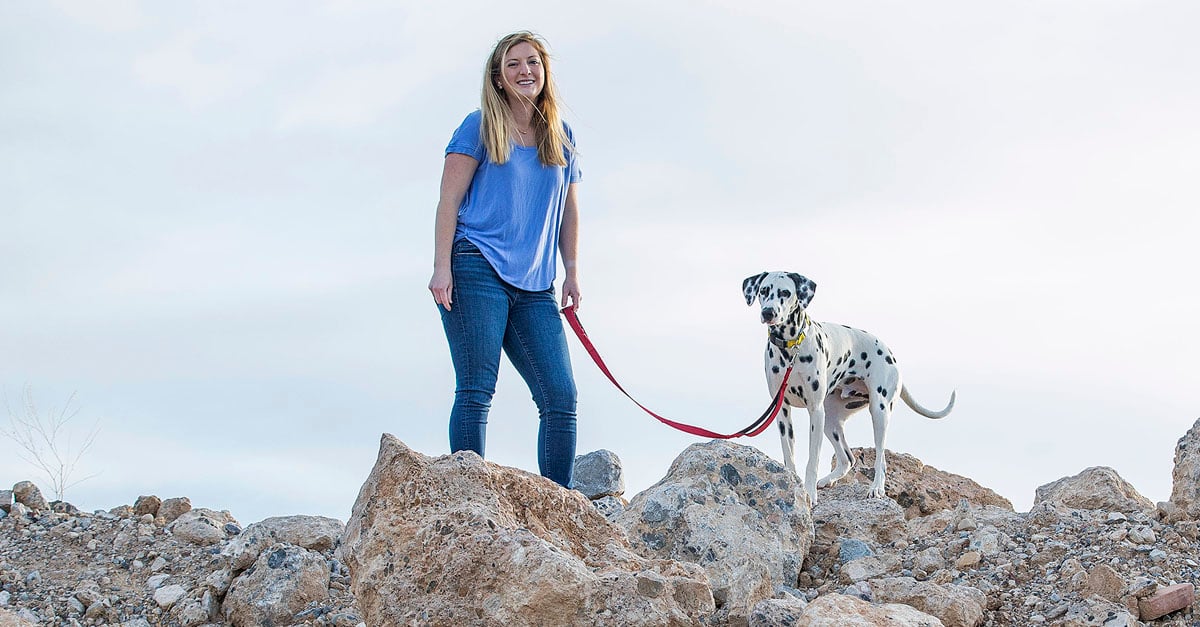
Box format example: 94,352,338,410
900,386,955,419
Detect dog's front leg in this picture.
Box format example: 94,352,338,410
804,405,826,504
777,404,797,475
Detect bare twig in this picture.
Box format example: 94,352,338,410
1,386,101,502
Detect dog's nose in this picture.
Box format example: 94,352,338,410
761,308,775,322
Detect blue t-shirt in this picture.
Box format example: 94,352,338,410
446,110,581,291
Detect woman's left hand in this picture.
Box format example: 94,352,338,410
561,276,581,310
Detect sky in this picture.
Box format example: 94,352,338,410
2,0,1198,525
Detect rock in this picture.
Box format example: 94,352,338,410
840,554,902,583
955,551,981,569
153,584,187,608
338,434,715,626
223,543,329,626
812,483,907,547
11,482,48,511
224,515,344,571
1085,564,1124,602
0,490,11,514
167,508,238,545
839,538,874,563
573,449,625,499
1058,596,1140,626
158,496,192,523
797,593,946,626
748,594,808,626
843,449,1014,518
868,577,986,627
1138,582,1195,621
133,495,162,517
1033,467,1154,513
617,440,813,624
592,495,627,521
0,608,38,626
1170,418,1200,521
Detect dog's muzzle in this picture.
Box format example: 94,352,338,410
760,308,777,324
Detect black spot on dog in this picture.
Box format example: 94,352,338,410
860,352,867,360
865,361,872,369
885,356,894,364
877,349,883,355
846,400,868,410
849,359,856,368
798,355,814,363
832,432,839,441
811,380,819,392
772,366,780,374
778,421,786,434
879,403,886,411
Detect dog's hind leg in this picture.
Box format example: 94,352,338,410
866,393,894,498
817,398,857,489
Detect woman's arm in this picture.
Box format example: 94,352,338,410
429,153,479,311
559,182,581,309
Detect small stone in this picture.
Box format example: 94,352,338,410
839,538,874,563
153,584,187,609
1106,511,1128,523
12,481,49,511
1138,583,1195,621
133,495,162,517
1128,525,1157,544
1086,564,1125,602
956,551,982,569
147,574,170,590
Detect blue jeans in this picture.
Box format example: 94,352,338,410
438,239,577,487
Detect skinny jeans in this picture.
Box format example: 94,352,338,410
438,239,577,487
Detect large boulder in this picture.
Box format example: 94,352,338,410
617,440,814,625
1169,418,1200,520
224,515,344,570
338,434,714,627
797,593,945,626
842,449,1013,518
868,577,986,627
167,508,239,546
223,543,329,626
1034,466,1154,514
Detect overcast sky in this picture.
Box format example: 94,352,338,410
3,0,1198,524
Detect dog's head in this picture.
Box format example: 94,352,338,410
742,272,817,326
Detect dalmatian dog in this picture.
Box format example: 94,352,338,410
743,271,955,503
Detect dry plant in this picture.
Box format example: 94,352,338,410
2,386,101,502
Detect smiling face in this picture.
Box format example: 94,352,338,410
743,272,817,326
499,41,545,107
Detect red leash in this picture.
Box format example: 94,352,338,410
560,305,791,439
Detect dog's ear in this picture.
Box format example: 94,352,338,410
742,272,767,305
788,273,817,308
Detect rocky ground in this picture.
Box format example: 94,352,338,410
3,418,1200,626
0,490,360,626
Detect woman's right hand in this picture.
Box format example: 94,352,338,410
429,267,454,311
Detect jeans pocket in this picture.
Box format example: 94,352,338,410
453,239,483,256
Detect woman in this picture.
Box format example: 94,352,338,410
428,32,582,488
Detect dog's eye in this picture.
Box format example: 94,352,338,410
779,290,792,298
759,288,770,296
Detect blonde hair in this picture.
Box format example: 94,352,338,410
480,31,573,167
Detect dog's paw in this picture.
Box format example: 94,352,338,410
867,483,886,498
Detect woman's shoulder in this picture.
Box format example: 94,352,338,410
457,109,483,131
